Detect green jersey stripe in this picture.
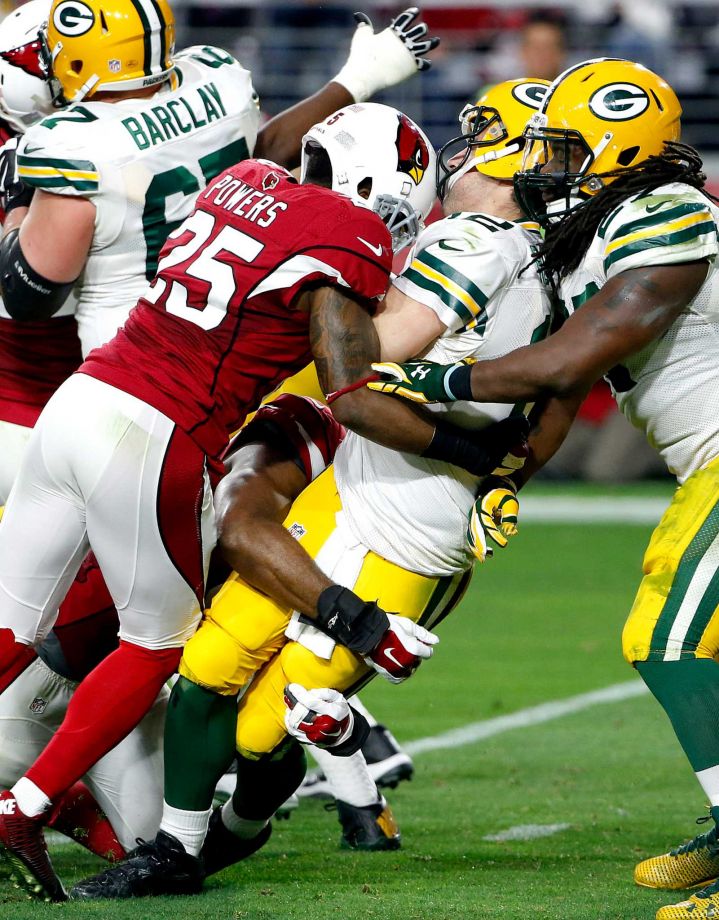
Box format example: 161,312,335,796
18,154,98,173
610,202,710,242
604,220,717,271
22,175,98,191
403,266,483,331
417,250,489,310
648,497,719,660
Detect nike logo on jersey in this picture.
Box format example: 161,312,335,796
0,799,17,815
357,237,384,257
645,200,670,213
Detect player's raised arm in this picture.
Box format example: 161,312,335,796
254,8,439,168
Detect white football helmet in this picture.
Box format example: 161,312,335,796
0,0,54,133
300,102,436,252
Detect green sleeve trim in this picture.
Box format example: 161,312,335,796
403,265,488,333
604,220,717,272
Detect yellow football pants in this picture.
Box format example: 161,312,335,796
623,455,719,663
180,466,470,759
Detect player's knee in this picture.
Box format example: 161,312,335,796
179,628,249,696
235,716,285,762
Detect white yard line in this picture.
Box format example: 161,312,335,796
404,680,648,756
521,495,668,524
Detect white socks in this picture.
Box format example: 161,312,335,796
12,777,52,818
220,800,268,840
310,748,379,807
159,802,212,857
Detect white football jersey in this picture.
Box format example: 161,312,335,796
334,212,553,575
559,182,719,483
17,46,260,355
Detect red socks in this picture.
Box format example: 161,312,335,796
47,781,125,862
26,640,180,801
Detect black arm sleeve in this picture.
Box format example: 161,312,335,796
0,229,76,321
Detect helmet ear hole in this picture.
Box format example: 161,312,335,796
302,141,333,190
617,145,640,167
357,177,372,200
70,60,82,75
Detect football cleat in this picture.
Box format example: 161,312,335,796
298,724,414,798
336,796,401,851
201,807,272,877
362,724,415,789
656,877,719,918
69,831,204,899
0,790,67,902
636,813,719,890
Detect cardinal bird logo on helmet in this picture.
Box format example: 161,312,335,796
395,113,430,186
0,40,45,79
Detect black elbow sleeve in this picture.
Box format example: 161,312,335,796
0,229,75,321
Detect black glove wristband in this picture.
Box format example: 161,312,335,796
5,180,34,215
423,416,529,478
309,585,389,656
444,362,474,401
329,706,370,756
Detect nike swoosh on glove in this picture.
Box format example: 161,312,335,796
364,613,438,684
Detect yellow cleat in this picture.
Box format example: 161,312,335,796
636,817,719,891
656,881,719,919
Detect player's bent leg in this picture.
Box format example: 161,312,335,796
201,742,306,877
624,458,719,890
83,685,169,853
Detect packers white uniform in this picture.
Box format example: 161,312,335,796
559,182,719,485
17,45,259,355
555,182,719,664
181,212,554,758
335,212,553,575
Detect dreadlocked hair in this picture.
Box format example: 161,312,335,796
534,142,713,284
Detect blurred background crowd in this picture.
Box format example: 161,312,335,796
6,0,712,483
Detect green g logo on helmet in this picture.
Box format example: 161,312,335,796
588,83,650,121
52,0,95,36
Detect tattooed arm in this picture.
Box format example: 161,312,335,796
462,261,709,404
308,284,437,453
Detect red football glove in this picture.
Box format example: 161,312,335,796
364,614,438,684
284,684,353,748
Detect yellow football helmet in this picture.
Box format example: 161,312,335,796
515,58,682,222
41,0,175,104
436,78,550,200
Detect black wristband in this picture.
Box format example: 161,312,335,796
329,707,370,756
421,421,494,476
5,180,34,215
445,362,474,401
309,585,389,656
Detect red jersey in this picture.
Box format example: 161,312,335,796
82,160,392,464
236,393,346,482
0,314,83,426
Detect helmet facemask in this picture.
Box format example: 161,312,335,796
38,27,67,107
436,104,510,201
514,113,609,225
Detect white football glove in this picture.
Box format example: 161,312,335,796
284,683,354,748
363,613,438,684
333,7,440,103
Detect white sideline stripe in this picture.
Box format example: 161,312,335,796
404,680,649,756
483,823,571,842
521,496,668,524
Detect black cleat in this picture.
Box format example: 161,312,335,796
336,796,402,851
0,790,67,902
201,807,272,877
362,724,414,789
69,831,204,899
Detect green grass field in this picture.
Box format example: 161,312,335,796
3,482,706,920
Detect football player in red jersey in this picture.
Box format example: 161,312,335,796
0,102,526,900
